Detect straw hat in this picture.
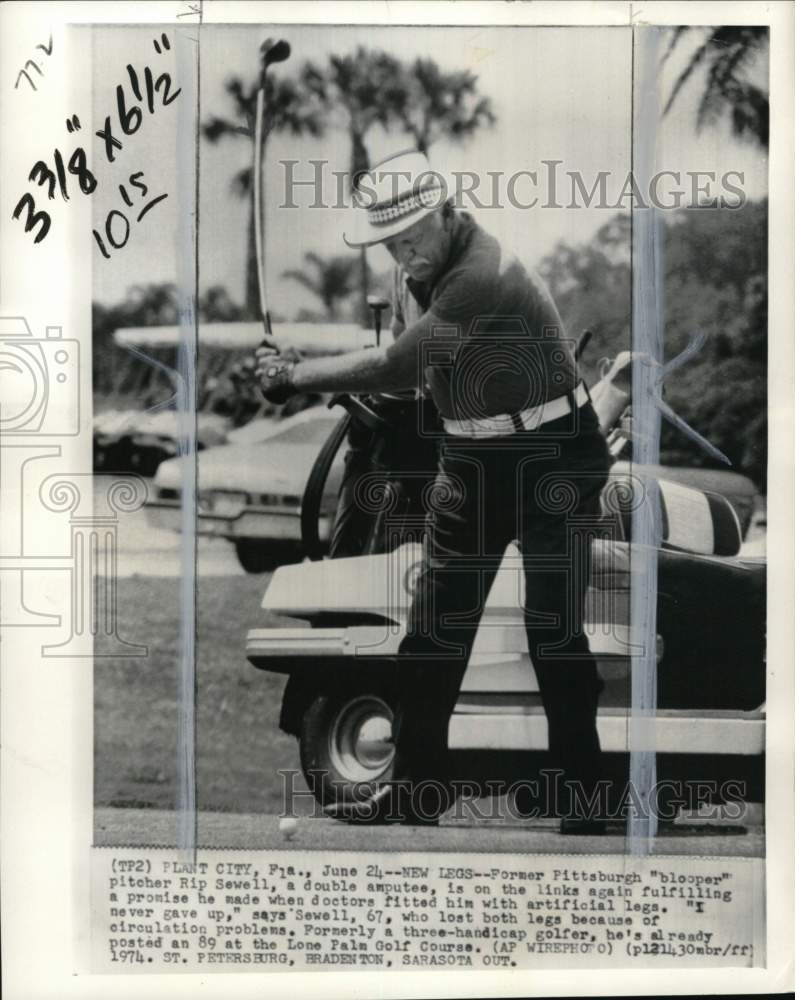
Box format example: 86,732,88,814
343,149,451,248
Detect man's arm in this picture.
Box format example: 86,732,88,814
290,343,413,394
285,310,439,395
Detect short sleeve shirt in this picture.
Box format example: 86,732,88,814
391,211,578,420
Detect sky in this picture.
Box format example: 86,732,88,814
91,23,769,317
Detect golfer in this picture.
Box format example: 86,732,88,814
257,150,611,832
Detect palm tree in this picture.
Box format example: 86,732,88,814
202,73,324,317
122,282,181,326
662,27,769,148
302,49,406,323
199,285,245,322
302,49,405,186
302,50,497,323
394,58,496,154
282,252,360,320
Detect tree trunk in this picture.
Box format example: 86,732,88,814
350,129,371,327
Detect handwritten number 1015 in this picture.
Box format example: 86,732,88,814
93,171,168,258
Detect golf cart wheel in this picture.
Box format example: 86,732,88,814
300,686,396,817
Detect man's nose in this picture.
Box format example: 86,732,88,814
386,242,414,268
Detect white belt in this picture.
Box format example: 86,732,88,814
443,383,589,438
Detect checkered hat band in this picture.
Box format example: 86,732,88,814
365,184,443,226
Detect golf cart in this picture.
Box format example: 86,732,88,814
244,340,766,820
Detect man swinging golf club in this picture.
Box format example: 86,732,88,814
257,150,612,832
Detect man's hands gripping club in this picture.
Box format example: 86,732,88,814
255,337,308,404
254,307,437,403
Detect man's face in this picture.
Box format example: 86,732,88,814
382,209,451,283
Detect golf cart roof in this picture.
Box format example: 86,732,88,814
114,321,375,354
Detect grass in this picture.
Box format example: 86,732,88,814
94,573,301,815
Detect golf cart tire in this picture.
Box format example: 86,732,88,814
299,684,396,820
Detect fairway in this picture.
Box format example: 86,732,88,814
94,572,300,816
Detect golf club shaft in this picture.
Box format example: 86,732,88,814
253,86,275,345
254,39,291,349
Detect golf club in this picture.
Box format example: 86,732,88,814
254,37,291,348
260,37,291,72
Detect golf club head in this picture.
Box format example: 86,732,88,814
260,37,291,69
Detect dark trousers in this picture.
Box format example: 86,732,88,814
392,400,611,818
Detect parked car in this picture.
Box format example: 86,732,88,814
145,406,346,572
94,408,229,477
97,320,373,479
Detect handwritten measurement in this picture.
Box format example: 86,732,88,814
95,34,181,165
10,33,179,249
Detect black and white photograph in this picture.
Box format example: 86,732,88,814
1,1,792,995
92,20,767,850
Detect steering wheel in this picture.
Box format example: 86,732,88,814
331,393,388,432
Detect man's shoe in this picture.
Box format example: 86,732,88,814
559,817,608,835
323,785,393,823
323,785,441,826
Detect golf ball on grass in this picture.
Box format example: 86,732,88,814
279,817,298,840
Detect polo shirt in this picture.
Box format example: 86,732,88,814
390,210,578,421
